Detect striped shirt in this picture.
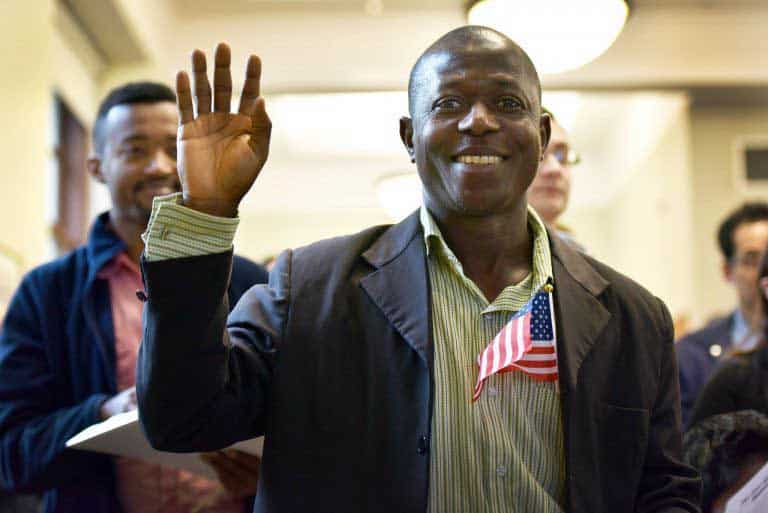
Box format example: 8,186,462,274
143,194,566,511
421,206,565,513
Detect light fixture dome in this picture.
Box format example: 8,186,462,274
467,0,629,74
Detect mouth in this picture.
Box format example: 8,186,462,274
137,182,180,197
454,155,504,165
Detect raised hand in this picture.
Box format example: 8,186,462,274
176,43,271,217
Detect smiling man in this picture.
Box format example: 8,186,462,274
137,27,700,513
0,82,267,513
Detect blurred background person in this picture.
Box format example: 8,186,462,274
0,82,267,513
683,410,768,513
528,107,583,250
688,239,768,427
678,202,768,426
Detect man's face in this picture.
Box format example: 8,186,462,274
402,48,548,218
724,220,768,312
89,102,180,225
528,120,573,225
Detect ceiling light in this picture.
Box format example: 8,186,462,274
467,0,629,74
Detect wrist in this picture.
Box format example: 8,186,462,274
181,196,239,218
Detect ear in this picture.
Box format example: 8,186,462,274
722,260,734,283
87,154,106,184
539,112,552,160
761,276,768,300
399,117,415,163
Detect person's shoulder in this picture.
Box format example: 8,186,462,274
4,246,89,316
290,223,394,269
708,352,755,384
20,246,89,290
677,315,732,348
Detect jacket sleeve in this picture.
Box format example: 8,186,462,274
635,298,702,513
0,274,110,492
137,249,289,452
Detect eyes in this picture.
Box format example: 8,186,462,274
432,96,525,114
119,142,177,161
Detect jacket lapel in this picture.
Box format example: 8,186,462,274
550,233,611,393
360,211,432,369
549,233,612,511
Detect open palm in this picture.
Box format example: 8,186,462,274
176,44,271,217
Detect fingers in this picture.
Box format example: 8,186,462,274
201,451,259,497
223,450,261,473
176,72,194,124
192,49,212,116
238,55,262,116
213,43,232,113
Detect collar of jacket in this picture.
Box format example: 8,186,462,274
84,211,128,286
361,208,608,297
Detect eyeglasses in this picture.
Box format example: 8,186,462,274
547,146,581,166
732,251,762,269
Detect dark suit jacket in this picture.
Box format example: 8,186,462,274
138,211,700,513
676,315,734,427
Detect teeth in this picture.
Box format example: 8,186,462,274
457,155,502,165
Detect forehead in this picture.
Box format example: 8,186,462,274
418,47,537,97
103,102,178,141
733,220,768,251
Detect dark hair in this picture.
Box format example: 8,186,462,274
717,202,768,261
684,410,768,513
92,81,176,155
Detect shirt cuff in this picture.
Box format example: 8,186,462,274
141,193,239,261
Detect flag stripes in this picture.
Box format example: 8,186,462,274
473,289,558,401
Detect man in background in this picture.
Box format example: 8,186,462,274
677,202,768,426
0,82,267,513
527,107,582,250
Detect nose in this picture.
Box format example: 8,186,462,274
458,102,500,135
539,150,564,176
147,149,176,176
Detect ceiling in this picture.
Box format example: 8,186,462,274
76,0,768,245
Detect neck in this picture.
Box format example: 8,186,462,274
108,211,146,265
429,201,533,301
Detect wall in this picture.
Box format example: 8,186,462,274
564,93,696,323
689,103,768,323
0,1,55,272
0,2,102,275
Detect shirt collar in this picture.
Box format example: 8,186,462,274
96,251,140,280
419,204,553,294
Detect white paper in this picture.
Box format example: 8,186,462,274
66,410,263,480
724,460,768,513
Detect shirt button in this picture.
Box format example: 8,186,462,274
496,466,507,477
417,435,429,455
160,226,170,240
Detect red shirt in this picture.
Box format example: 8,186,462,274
98,252,243,513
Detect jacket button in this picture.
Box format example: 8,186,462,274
417,435,429,455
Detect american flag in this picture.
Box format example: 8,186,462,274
472,286,558,402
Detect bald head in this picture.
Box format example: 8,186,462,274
408,26,541,118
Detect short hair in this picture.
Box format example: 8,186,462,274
717,202,768,261
92,81,176,155
407,26,541,118
684,410,768,513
